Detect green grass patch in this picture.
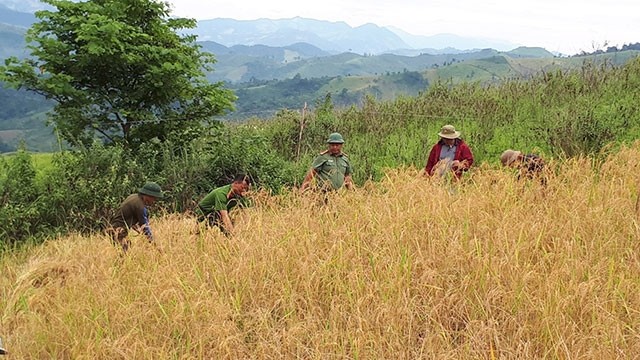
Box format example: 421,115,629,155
0,151,56,179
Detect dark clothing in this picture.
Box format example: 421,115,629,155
520,154,545,176
518,154,546,184
107,193,153,251
106,227,130,252
425,139,474,179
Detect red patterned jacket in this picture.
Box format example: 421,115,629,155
425,139,474,179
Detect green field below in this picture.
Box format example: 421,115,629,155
0,151,56,179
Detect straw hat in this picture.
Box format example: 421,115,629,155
438,125,461,139
500,150,522,166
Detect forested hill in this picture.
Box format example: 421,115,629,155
1,49,640,152
222,50,640,119
200,44,554,83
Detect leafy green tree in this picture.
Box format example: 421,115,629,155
0,0,235,148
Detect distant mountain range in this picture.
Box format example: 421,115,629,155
0,0,520,55
189,17,520,55
0,0,540,84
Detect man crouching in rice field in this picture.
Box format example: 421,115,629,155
106,182,163,253
500,149,546,185
196,174,252,236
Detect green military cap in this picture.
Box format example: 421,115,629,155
138,182,163,199
326,132,345,144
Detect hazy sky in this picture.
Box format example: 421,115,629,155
167,0,639,55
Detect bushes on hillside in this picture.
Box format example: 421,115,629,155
0,126,297,246
259,57,640,182
0,148,42,246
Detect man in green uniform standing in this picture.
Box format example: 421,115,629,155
197,174,252,236
300,132,353,192
107,181,163,252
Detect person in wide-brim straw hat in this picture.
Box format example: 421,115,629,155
500,149,546,183
425,124,474,179
106,181,163,253
500,149,522,166
437,124,462,139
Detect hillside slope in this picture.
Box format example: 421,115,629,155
3,146,640,358
2,49,639,151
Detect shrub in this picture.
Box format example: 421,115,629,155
0,146,43,244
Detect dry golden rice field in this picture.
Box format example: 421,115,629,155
3,145,640,359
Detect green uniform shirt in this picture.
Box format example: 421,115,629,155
198,184,247,215
311,151,351,190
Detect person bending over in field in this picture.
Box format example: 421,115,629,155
500,149,546,184
300,132,354,193
106,182,163,253
196,174,252,236
424,124,474,180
